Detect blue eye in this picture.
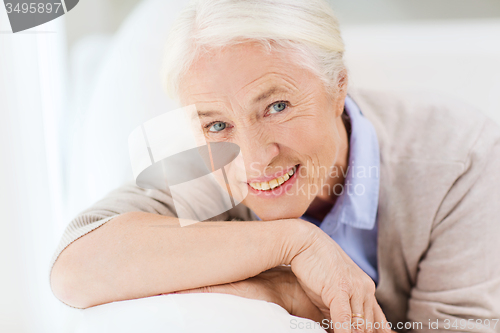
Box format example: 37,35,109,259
269,101,287,114
209,122,227,132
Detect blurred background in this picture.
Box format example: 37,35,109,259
1,0,500,332
64,0,500,49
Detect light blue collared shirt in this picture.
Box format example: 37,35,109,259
300,96,380,284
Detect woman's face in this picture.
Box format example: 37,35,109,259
179,42,349,220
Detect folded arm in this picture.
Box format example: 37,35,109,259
50,211,307,309
50,184,388,333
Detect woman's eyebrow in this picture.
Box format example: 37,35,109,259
197,110,221,118
252,86,289,104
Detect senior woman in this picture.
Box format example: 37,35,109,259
50,0,500,332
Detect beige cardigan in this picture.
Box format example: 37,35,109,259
50,88,500,332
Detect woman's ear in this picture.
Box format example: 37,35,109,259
337,69,348,92
329,69,348,117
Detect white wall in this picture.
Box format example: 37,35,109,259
330,0,500,24
0,13,71,333
64,0,500,49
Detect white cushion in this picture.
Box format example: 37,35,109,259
75,294,327,333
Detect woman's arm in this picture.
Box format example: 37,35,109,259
51,210,389,333
50,211,308,309
170,266,327,324
51,183,389,333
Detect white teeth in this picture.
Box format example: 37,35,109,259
269,179,279,189
249,166,297,191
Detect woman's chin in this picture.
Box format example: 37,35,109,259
247,203,306,221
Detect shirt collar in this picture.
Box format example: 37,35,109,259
319,95,381,231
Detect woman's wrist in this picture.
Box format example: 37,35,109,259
273,218,319,266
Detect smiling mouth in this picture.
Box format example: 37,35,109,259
248,165,298,191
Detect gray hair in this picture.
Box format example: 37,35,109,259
162,0,346,101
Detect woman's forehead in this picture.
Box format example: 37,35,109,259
179,43,318,105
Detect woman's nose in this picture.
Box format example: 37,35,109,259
237,130,280,172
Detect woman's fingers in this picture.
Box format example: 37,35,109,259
350,291,365,331
373,303,392,333
362,299,375,333
325,274,379,333
329,292,353,333
289,226,391,333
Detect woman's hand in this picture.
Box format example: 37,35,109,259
163,220,390,333
290,223,390,333
165,266,325,325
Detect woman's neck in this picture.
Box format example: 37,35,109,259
305,109,351,222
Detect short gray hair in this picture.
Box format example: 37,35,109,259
162,0,345,100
